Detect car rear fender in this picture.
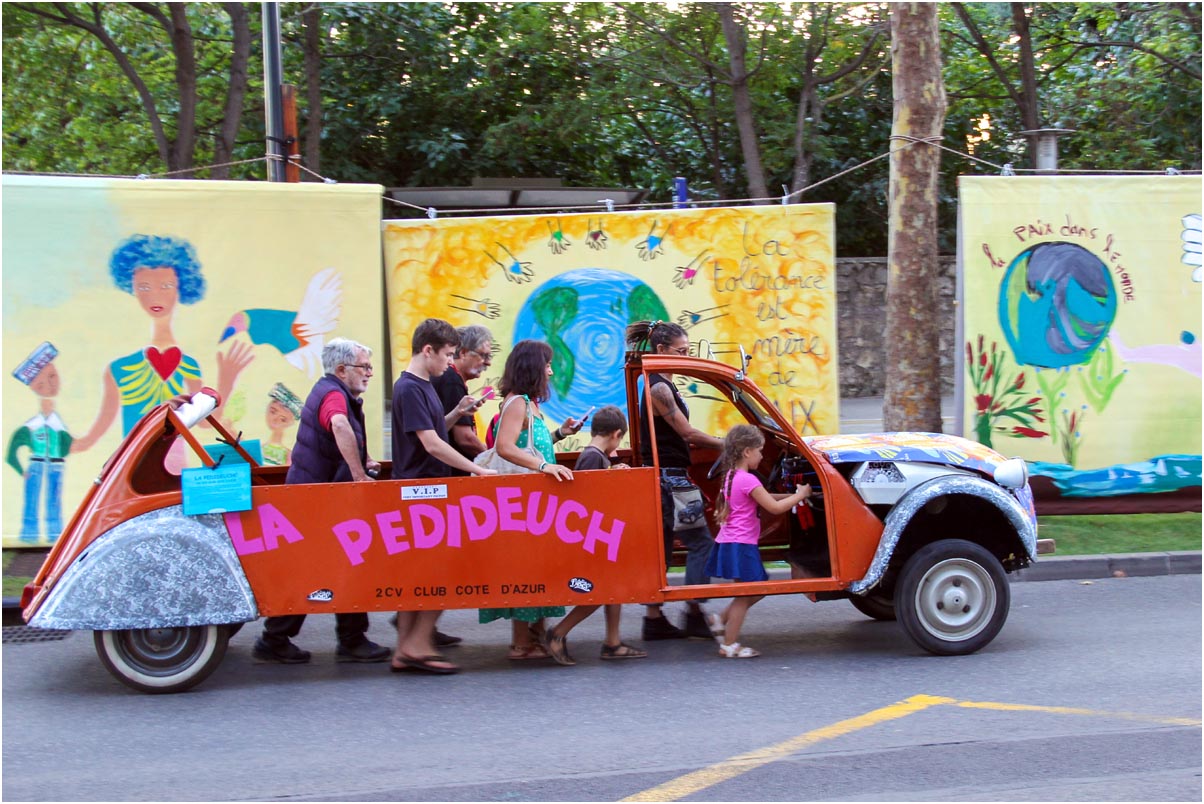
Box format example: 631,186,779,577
849,475,1038,594
27,505,258,631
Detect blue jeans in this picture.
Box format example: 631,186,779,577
21,460,64,543
660,471,714,587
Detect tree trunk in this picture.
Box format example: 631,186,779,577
1011,3,1042,164
211,2,251,179
301,3,324,178
883,3,946,432
166,4,197,172
790,81,818,193
716,3,769,202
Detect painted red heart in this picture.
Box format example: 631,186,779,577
146,346,182,381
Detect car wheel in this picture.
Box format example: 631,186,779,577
894,539,1009,656
849,589,896,621
94,625,229,694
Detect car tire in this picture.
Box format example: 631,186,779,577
894,539,1009,656
849,589,896,621
94,625,229,694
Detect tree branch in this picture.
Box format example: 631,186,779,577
950,3,1029,114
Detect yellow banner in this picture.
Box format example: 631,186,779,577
383,205,838,449
960,175,1201,499
2,177,385,547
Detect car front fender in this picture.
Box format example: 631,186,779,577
28,505,258,631
849,475,1038,595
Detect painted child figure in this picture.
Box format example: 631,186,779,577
262,382,303,466
543,406,646,665
6,342,72,544
704,424,811,659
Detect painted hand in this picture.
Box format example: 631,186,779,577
586,225,608,250
215,340,255,382
503,259,535,284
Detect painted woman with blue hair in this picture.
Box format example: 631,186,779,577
72,235,253,466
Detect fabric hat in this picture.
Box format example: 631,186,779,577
268,382,303,418
12,342,58,386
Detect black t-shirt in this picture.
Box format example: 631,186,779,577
575,445,610,471
431,365,474,429
391,371,451,479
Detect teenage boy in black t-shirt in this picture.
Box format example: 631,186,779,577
390,319,495,674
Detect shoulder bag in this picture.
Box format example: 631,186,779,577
473,395,540,475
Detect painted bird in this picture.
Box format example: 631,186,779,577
219,267,343,377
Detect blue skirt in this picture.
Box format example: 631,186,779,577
705,542,768,583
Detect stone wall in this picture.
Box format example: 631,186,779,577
835,256,957,398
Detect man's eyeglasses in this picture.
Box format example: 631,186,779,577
344,363,373,373
468,349,492,363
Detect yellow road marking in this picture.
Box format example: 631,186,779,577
953,700,1202,726
620,694,954,802
621,694,1200,802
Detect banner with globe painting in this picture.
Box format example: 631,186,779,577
959,175,1201,512
2,176,385,547
382,204,839,451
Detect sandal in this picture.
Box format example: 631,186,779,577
600,642,648,660
527,620,547,643
395,653,460,675
718,642,760,659
706,612,725,640
391,652,446,671
544,630,577,666
507,643,549,661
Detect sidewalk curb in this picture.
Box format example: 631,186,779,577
6,552,1200,626
664,552,1202,586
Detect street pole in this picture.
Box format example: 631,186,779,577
262,2,286,182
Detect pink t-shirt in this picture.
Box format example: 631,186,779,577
715,469,762,545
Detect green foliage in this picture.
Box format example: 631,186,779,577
3,2,1200,256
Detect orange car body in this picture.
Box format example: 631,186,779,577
23,353,1038,682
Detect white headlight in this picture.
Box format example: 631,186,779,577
993,458,1029,489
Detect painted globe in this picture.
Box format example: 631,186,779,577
512,268,669,423
997,241,1117,368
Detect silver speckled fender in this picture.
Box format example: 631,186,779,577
29,505,258,630
849,475,1039,595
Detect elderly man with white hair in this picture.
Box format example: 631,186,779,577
252,336,391,665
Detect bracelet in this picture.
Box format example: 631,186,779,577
553,427,563,441
538,461,548,472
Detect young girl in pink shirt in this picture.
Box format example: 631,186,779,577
705,425,811,658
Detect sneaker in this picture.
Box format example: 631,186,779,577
682,609,714,640
434,630,463,647
336,640,391,663
253,638,311,664
642,615,686,641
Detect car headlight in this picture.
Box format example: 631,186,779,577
993,458,1029,489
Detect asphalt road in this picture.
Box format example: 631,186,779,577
3,575,1200,802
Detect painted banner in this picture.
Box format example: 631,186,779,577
959,175,1201,509
382,205,838,450
2,176,384,547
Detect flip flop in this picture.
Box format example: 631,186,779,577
397,654,460,675
391,652,446,671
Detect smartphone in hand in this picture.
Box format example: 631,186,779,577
478,386,496,401
578,405,596,423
